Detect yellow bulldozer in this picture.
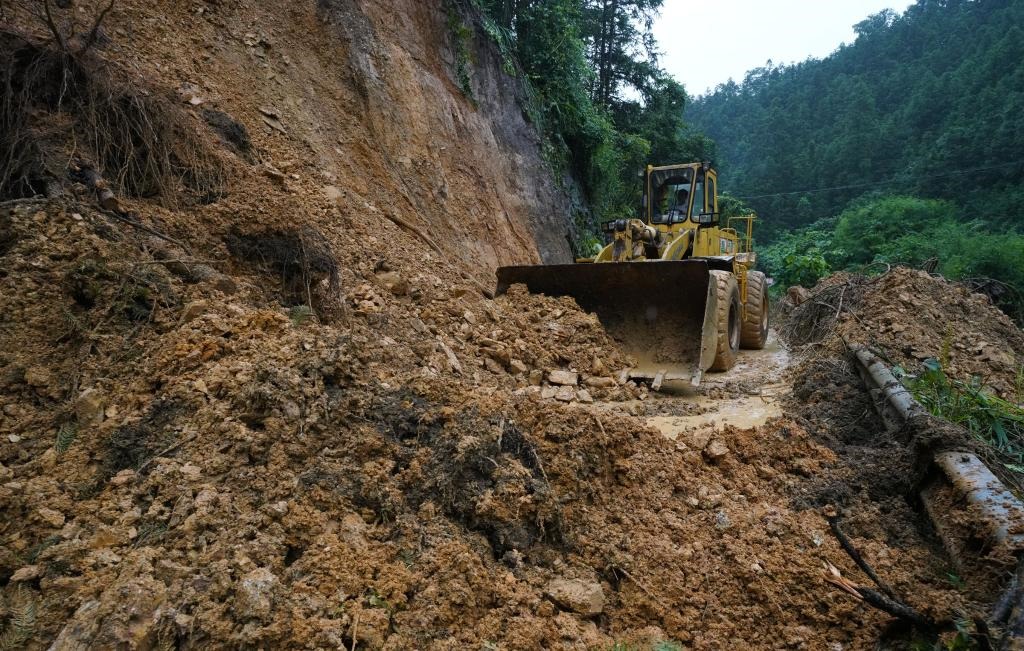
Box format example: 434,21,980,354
495,162,768,389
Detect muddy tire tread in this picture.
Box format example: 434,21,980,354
741,270,769,350
710,270,740,372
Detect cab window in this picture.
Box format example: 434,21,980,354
691,175,705,219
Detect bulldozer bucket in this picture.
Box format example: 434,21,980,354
496,261,719,388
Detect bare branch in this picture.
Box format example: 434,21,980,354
80,0,116,54
41,0,69,54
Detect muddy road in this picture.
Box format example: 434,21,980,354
642,333,789,441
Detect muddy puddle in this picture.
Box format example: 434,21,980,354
642,333,791,440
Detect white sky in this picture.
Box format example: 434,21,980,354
653,0,916,96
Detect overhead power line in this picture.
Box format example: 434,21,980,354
734,159,1024,200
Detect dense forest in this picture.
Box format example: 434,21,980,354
686,0,1024,317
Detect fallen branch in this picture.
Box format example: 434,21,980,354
824,505,897,599
135,434,197,475
823,561,935,629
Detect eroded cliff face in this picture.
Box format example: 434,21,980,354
316,0,577,267
95,0,575,275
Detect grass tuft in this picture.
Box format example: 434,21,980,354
899,359,1024,473
0,587,37,651
55,421,78,455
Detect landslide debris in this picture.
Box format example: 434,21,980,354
1,199,971,649
781,267,1024,611
0,0,992,649
784,267,1024,396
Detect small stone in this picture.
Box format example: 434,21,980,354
211,275,238,295
7,434,21,443
509,359,528,375
180,300,209,323
180,464,202,481
10,565,42,582
584,376,615,388
554,385,576,402
75,388,105,426
786,286,811,306
751,563,763,573
576,389,594,403
548,370,579,386
110,469,136,487
483,357,505,374
715,511,731,529
24,366,51,388
236,567,277,621
463,310,476,325
687,429,713,450
704,439,730,461
37,507,65,528
541,386,558,400
529,369,544,386
686,496,700,508
377,271,408,296
545,578,605,616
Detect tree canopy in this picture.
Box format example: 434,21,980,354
687,0,1024,241
475,0,707,249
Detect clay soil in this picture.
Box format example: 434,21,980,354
1,1,1022,650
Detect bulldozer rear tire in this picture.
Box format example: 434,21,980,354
710,270,741,372
740,271,769,350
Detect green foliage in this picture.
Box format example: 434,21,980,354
447,4,477,102
288,304,317,327
55,421,78,455
476,0,700,246
688,0,1024,239
831,196,957,267
0,587,37,651
760,219,836,290
763,194,1024,321
900,358,1024,470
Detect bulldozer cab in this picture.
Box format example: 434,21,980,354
645,162,718,229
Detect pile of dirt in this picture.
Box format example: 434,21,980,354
1,199,971,648
780,267,1024,613
784,267,1024,397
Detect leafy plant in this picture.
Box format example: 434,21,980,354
900,358,1024,469
288,304,317,327
55,421,78,455
446,3,477,103
0,587,37,651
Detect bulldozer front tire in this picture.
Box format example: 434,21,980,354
710,270,741,372
740,271,769,350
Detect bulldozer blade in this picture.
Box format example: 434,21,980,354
496,261,719,387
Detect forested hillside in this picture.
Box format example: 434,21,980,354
688,0,1024,318
476,0,713,250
